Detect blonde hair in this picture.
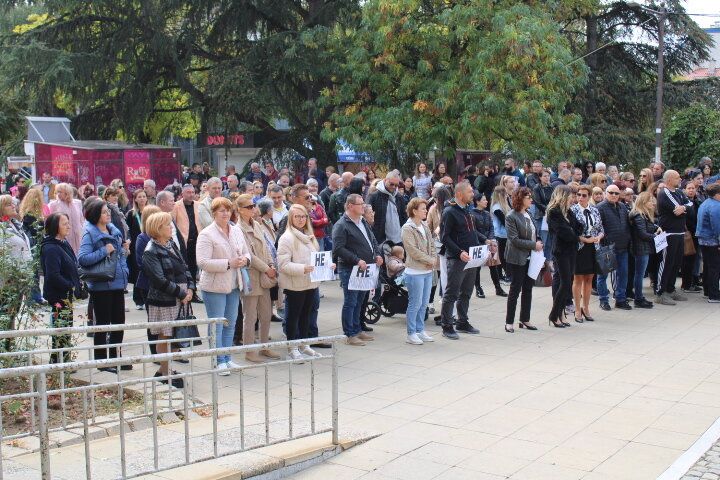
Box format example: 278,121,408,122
287,204,315,237
140,205,162,233
638,168,654,193
630,191,656,222
546,185,573,219
0,194,14,216
491,185,510,214
591,187,604,205
110,179,129,209
19,187,44,219
145,212,173,240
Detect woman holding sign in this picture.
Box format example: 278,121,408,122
235,194,280,362
277,204,327,361
401,197,437,345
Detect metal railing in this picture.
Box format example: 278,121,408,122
0,319,344,480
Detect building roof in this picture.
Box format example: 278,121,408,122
32,140,176,150
681,67,720,80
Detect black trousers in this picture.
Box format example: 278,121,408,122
186,237,198,281
90,290,126,360
50,298,73,363
505,262,534,325
498,238,508,279
681,238,699,288
284,289,316,341
657,234,684,295
702,246,720,300
549,250,575,321
475,265,502,291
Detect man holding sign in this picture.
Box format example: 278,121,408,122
439,181,482,340
332,194,383,346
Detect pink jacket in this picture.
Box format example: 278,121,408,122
196,222,251,294
49,198,84,254
172,200,202,243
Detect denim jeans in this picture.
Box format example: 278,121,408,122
597,250,628,303
203,289,240,364
633,254,650,301
339,268,365,337
404,272,432,335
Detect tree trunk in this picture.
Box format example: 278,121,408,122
584,15,598,129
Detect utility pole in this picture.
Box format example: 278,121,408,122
654,8,666,164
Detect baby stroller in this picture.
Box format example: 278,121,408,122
362,240,427,324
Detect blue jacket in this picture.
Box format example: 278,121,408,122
696,197,720,246
40,236,81,304
77,221,129,291
134,233,151,291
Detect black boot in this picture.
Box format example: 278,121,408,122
475,285,485,298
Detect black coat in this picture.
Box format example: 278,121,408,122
471,208,492,242
367,188,408,244
532,184,554,220
332,214,381,270
597,200,631,252
547,207,582,255
40,237,81,304
142,240,195,307
629,212,658,256
125,210,142,283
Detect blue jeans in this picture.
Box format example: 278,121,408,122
597,251,628,304
339,268,365,337
633,254,650,301
203,289,240,364
404,273,432,335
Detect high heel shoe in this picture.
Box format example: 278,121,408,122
505,324,514,333
581,307,595,322
560,309,571,327
548,319,565,328
518,322,537,330
574,313,584,323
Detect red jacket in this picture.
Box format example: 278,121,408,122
309,204,329,239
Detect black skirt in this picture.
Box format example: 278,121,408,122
575,243,597,275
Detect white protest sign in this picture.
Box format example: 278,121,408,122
309,251,334,282
654,232,668,253
348,264,379,291
527,250,546,280
464,245,489,270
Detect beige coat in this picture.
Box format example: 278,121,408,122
277,227,320,292
400,221,437,271
238,218,273,297
172,199,201,243
196,222,251,293
197,196,214,230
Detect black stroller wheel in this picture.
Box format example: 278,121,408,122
363,301,381,324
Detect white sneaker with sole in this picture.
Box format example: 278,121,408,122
299,345,321,358
217,362,230,376
226,360,242,370
288,348,305,363
417,331,434,342
406,334,424,345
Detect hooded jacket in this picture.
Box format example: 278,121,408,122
440,201,480,259
367,180,407,244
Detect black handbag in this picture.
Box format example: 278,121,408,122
595,243,617,275
78,251,118,282
173,303,202,349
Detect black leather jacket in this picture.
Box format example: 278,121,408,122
142,240,195,307
629,212,658,256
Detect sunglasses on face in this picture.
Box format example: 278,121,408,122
607,191,620,196
578,193,588,198
628,179,635,183
601,180,607,183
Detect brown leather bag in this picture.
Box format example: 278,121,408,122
684,230,696,256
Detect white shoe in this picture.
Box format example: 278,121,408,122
299,345,321,358
288,348,305,363
417,331,434,342
406,334,423,345
226,360,242,370
217,362,230,376
135,304,144,310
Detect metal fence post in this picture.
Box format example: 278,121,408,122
37,372,51,479
332,343,339,445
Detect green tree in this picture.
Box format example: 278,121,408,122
322,0,589,171
665,102,720,171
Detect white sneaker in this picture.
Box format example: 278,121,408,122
417,331,434,342
135,304,144,310
226,360,242,370
217,362,230,376
299,345,321,358
406,334,423,345
288,348,305,363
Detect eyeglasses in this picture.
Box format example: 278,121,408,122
578,193,588,198
607,191,620,196
292,214,308,219
640,174,647,177
118,185,125,188
628,179,636,183
600,179,607,183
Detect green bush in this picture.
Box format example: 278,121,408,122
666,103,720,172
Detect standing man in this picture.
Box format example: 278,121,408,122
302,158,327,191
525,161,544,191
320,173,340,209
275,184,312,240
551,161,569,182
265,162,279,183
651,161,666,182
173,185,202,300
246,162,268,185
572,167,584,184
267,184,289,229
596,184,632,311
223,175,240,198
367,171,407,245
502,158,525,186
655,170,693,305
143,179,157,205
198,177,223,229
328,171,355,224
439,181,481,339
39,172,56,204
333,194,383,346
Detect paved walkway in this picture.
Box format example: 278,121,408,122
14,272,720,479
682,440,720,480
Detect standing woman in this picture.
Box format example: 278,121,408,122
582,161,595,183
49,183,84,254
110,179,130,212
235,194,280,362
570,185,604,321
142,212,194,388
19,187,48,304
431,163,447,185
126,189,148,309
308,195,329,251
134,205,162,353
413,163,432,200
196,197,251,375
426,184,452,320
629,192,659,308
504,188,542,332
546,186,582,326
532,169,554,262
471,192,506,297
40,213,81,363
637,168,654,194
277,204,326,360
77,199,131,371
257,199,283,322
103,187,129,241
681,182,702,293
491,185,510,282
401,198,436,345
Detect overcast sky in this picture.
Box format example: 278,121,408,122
682,0,720,28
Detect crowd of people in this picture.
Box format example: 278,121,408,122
1,156,719,377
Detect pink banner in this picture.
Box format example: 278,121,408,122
124,150,151,188
51,146,75,181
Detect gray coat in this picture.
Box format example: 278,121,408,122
505,210,537,266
